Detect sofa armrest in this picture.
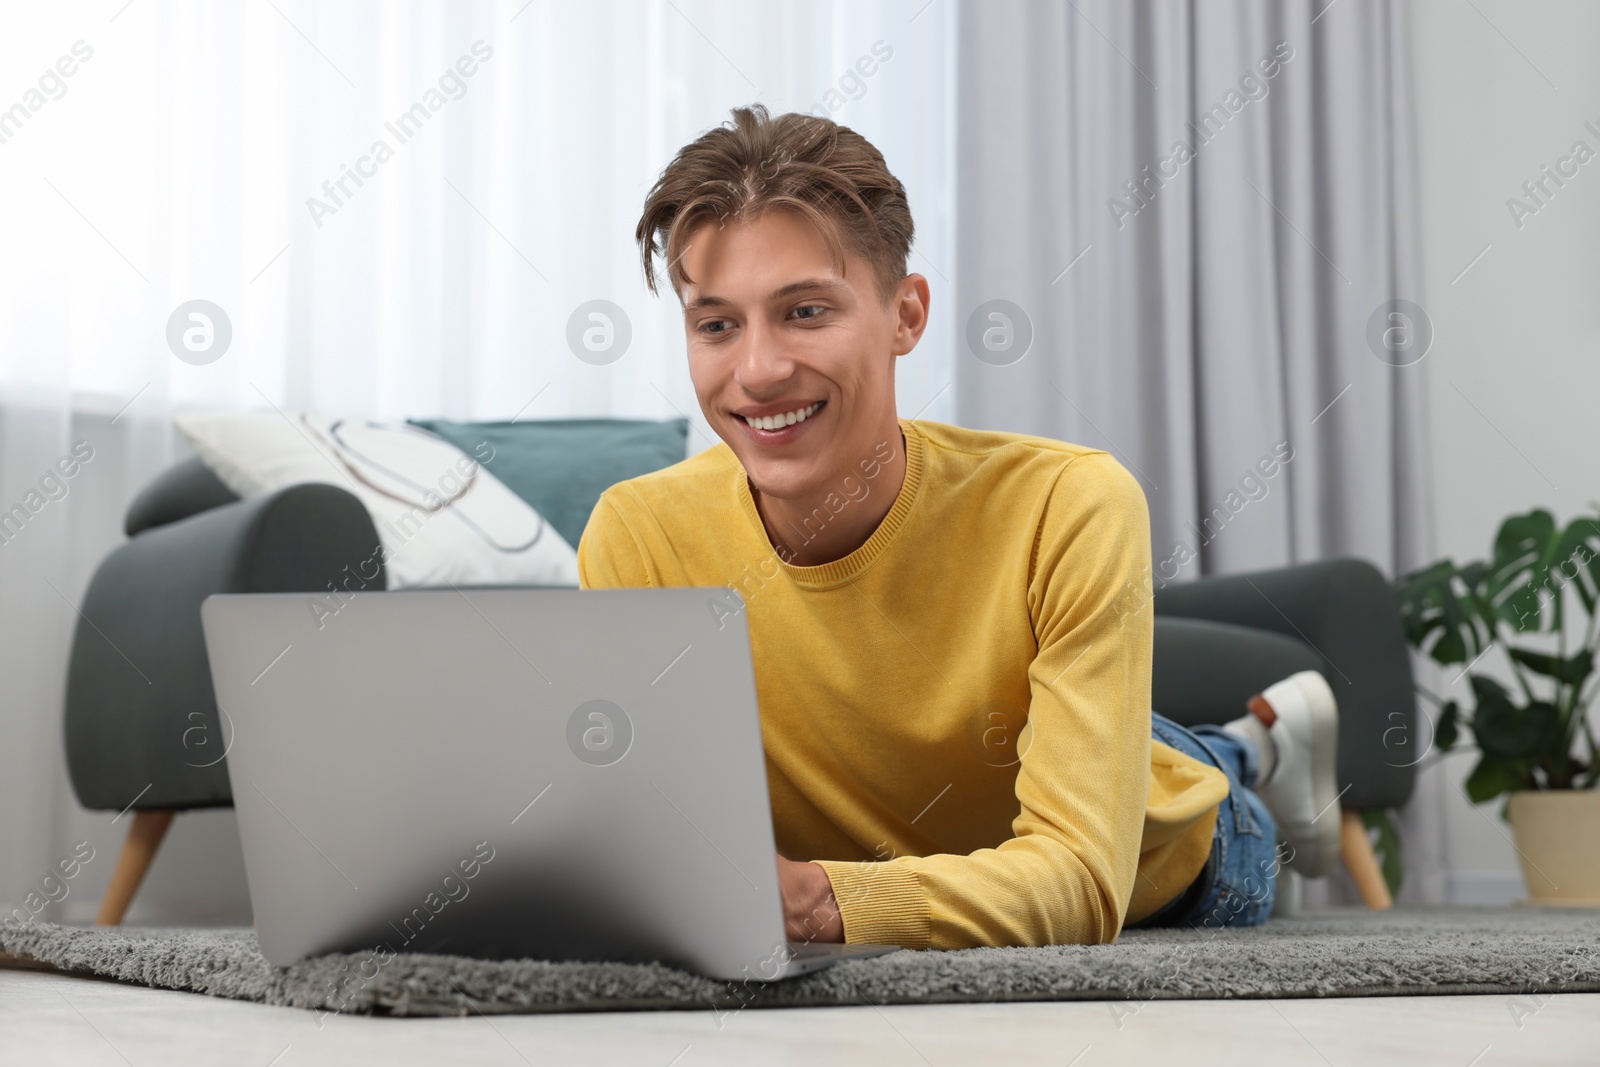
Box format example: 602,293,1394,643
1153,616,1323,730
65,482,385,812
124,457,241,536
1153,557,1417,810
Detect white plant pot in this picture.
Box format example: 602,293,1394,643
1507,790,1600,907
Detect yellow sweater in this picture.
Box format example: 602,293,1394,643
577,418,1228,950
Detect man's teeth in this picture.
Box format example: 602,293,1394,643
743,402,821,431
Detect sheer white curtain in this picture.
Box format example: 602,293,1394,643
0,0,956,922
4,0,957,420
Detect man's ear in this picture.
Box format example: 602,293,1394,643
891,274,931,357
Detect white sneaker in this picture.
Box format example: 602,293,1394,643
1251,670,1342,878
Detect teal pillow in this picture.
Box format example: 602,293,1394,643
409,417,689,550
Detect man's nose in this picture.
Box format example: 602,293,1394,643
734,319,797,393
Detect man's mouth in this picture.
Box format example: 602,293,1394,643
736,400,824,431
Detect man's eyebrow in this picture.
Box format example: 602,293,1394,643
684,278,850,313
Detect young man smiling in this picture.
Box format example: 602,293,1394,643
578,105,1343,949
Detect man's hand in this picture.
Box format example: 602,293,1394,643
776,853,845,944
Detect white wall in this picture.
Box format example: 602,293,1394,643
1409,0,1600,903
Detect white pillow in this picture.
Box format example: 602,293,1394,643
173,411,579,589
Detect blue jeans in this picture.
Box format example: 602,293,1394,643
1130,713,1280,930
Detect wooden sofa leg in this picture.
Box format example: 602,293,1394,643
1340,809,1394,910
96,810,176,926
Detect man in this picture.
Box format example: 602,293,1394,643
578,104,1341,950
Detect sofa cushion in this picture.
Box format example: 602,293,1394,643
174,412,579,589
409,417,690,550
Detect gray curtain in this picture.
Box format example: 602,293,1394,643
953,0,1432,584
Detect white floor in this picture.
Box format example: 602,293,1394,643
1,971,1596,1066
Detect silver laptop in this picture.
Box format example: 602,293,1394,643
199,586,898,982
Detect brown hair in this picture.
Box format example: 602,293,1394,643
635,103,914,307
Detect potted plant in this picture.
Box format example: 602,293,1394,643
1395,506,1600,905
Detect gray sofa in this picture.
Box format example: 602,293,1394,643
64,421,1417,923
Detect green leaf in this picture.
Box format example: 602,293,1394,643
1469,673,1512,703
1457,561,1501,642
1469,676,1559,759
1507,646,1596,689
1431,628,1466,665
1465,754,1525,804
1485,509,1560,633
1394,560,1452,649
1393,559,1490,665
1360,809,1404,897
1435,700,1460,751
1549,516,1600,617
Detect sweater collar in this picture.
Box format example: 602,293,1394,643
733,418,926,590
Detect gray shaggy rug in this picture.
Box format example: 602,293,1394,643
2,908,1597,1018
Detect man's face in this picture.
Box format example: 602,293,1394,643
677,208,925,502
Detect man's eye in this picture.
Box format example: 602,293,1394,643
700,320,734,336
792,305,827,321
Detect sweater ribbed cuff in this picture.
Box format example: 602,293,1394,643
813,860,931,949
